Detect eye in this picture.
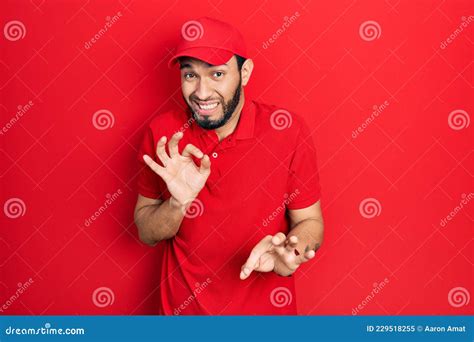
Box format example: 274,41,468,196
184,72,195,80
213,71,224,78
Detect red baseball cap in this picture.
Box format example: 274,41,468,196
168,17,248,68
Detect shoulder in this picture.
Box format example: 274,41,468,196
252,100,309,139
146,108,191,138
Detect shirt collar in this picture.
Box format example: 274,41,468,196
189,98,256,141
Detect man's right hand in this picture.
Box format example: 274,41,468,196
142,131,211,209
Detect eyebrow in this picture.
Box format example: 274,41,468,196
179,63,193,70
179,61,229,70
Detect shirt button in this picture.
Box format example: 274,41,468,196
212,152,218,158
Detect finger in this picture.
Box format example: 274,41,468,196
240,235,273,280
143,154,168,181
182,143,204,159
156,136,170,165
285,235,298,252
168,131,183,157
271,232,287,247
297,249,316,265
271,232,287,255
199,155,211,175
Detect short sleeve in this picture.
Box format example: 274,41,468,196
286,119,321,209
136,125,168,200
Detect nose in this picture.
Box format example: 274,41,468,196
194,78,213,101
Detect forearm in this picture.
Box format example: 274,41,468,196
135,197,186,246
287,218,324,256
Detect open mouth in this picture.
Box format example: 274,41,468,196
193,101,220,116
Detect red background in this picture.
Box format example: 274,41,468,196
1,0,472,315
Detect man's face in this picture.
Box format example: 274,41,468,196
179,56,242,130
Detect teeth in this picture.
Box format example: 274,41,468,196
198,103,218,110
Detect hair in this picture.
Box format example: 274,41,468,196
235,54,247,71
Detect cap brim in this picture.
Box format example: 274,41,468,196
167,47,234,69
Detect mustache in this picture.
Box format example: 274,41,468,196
189,94,223,102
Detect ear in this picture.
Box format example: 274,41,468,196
240,59,254,87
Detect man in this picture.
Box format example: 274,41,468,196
134,17,324,315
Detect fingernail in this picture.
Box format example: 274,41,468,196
143,155,149,161
243,267,250,275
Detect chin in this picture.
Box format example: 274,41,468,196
195,112,223,123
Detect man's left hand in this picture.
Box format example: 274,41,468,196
239,232,316,280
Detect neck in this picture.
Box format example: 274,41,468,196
214,93,245,141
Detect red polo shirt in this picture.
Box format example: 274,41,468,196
136,98,321,315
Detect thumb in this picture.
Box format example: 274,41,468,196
240,235,273,280
199,155,211,174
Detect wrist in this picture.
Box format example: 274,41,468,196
169,196,194,213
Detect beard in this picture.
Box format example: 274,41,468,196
185,77,242,130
